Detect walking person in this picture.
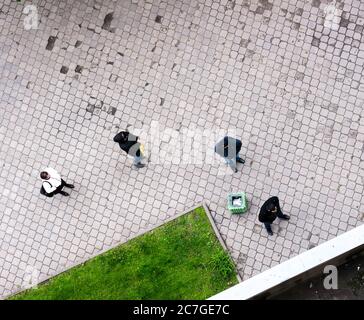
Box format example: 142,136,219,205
258,196,290,236
215,136,245,173
40,168,74,197
114,130,145,168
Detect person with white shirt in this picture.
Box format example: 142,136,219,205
40,167,74,197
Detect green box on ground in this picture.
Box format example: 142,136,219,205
227,192,248,214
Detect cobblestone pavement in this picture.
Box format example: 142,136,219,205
0,0,363,298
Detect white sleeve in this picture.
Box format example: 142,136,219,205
45,167,62,182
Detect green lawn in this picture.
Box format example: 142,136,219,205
12,207,238,300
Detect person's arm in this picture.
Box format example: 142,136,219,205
271,197,284,217
276,208,285,218
235,139,242,154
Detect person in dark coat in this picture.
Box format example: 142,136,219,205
215,136,245,172
258,196,290,235
114,131,145,168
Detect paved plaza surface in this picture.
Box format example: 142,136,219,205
0,0,363,298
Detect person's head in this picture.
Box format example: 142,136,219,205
40,171,50,180
267,202,278,214
119,131,129,142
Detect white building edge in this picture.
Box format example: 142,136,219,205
209,224,364,300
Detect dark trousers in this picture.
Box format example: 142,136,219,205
263,210,286,233
224,154,243,171
54,179,72,195
264,222,273,233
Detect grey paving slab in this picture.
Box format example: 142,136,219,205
0,0,364,297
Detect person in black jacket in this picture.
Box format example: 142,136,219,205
214,136,245,173
258,196,290,235
114,131,145,168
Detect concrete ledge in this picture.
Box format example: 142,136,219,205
208,223,364,300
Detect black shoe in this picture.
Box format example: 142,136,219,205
66,184,75,189
279,214,290,220
268,230,273,236
237,158,245,164
60,191,69,196
135,163,146,169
